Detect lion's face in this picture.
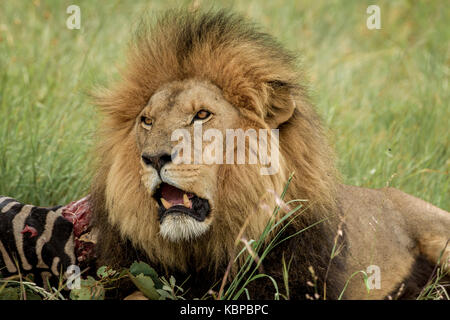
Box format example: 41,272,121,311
136,79,241,242
93,11,337,272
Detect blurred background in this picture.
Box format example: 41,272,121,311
0,0,448,209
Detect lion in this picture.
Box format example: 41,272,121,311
90,10,450,300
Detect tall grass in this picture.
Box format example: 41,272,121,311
218,173,311,300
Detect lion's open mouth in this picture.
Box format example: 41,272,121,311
153,183,210,222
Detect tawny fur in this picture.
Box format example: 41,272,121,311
90,10,450,299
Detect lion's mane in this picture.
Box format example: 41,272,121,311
90,9,341,298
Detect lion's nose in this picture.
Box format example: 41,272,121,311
141,153,172,172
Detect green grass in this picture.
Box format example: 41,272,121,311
0,0,447,209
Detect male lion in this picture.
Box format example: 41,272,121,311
90,10,450,299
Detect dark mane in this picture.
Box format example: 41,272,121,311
90,9,341,299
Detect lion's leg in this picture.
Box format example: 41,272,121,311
386,188,450,270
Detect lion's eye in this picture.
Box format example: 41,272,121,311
141,116,152,127
193,110,212,122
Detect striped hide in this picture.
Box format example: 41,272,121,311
0,196,76,286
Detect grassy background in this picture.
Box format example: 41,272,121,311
0,0,448,210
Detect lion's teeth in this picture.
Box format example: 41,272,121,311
161,198,172,209
183,194,192,208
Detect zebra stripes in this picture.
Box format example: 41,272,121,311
0,196,76,286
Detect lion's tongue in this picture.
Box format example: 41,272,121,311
161,184,185,205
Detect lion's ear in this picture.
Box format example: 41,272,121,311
264,80,296,128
